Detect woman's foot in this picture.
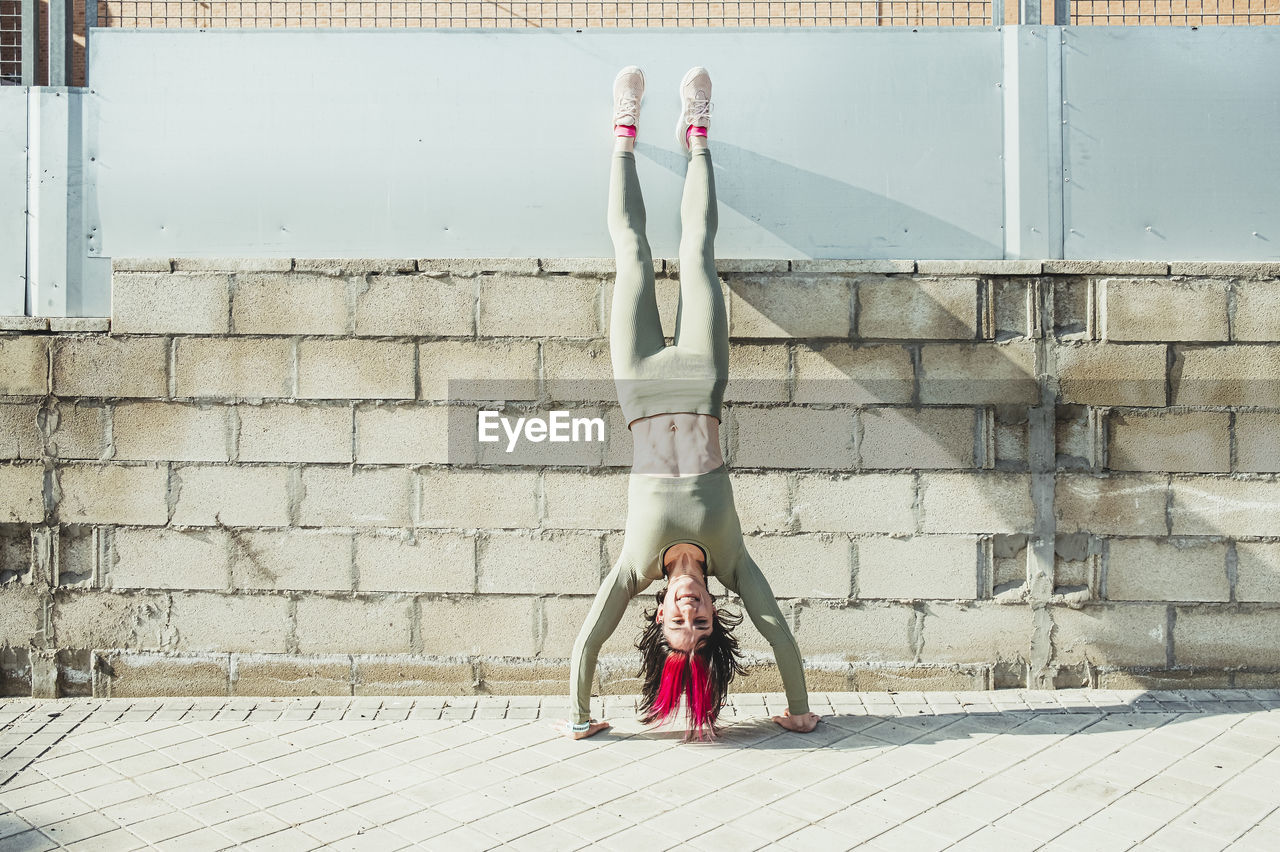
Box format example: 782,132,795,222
613,66,644,152
677,66,712,153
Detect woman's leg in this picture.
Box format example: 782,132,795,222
673,147,727,375
608,152,665,381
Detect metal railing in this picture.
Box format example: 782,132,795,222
1,0,1277,88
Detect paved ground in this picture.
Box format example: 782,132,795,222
1,689,1279,851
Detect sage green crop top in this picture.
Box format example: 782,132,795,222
569,463,810,724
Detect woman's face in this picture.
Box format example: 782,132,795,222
658,545,716,652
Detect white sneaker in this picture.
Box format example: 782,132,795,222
677,66,712,152
613,66,645,132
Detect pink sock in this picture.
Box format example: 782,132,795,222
686,126,708,144
615,125,637,138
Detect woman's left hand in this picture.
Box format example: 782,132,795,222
771,709,821,733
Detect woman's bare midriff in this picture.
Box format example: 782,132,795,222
630,412,724,476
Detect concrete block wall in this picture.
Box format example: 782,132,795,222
1,258,1278,698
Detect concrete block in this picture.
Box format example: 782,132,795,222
355,404,450,465
858,277,978,340
1169,261,1280,278
1053,279,1090,339
356,531,474,594
542,339,616,403
1099,278,1229,342
48,318,109,333
732,407,855,469
296,339,415,400
861,408,975,470
1107,411,1230,473
857,536,979,599
173,258,292,272
173,337,293,399
0,336,49,396
294,258,416,275
171,464,291,527
716,259,791,273
793,472,915,534
99,653,230,698
541,593,651,659
537,258,617,275
231,655,351,696
0,402,43,460
728,275,851,338
992,279,1032,340
995,404,1030,468
1232,280,1280,342
726,344,790,403
1097,669,1231,690
1056,343,1167,407
51,590,169,650
792,601,918,661
0,463,45,523
541,471,629,530
353,274,474,337
0,317,47,331
417,258,540,276
919,342,1038,405
112,272,230,335
1056,474,1170,537
920,472,1035,534
852,664,985,691
917,260,1042,276
418,468,538,529
1237,412,1280,474
1042,260,1169,275
43,402,108,460
238,403,353,463
478,661,571,695
419,340,539,401
1236,543,1280,602
232,272,350,335
916,602,1032,665
354,658,475,695
476,275,600,338
165,591,291,653
1173,346,1280,408
295,596,413,654
793,343,914,405
1050,604,1169,668
57,463,168,525
742,533,852,599
1106,539,1229,602
52,335,168,399
0,585,42,647
111,528,230,590
728,470,792,533
53,337,168,398
113,258,173,272
299,467,413,527
477,531,601,594
230,530,354,591
791,260,915,273
1169,476,1280,537
419,596,539,656
1173,608,1280,668
111,402,232,462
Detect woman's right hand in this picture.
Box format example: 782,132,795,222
553,719,612,739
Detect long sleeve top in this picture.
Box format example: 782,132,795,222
569,463,810,724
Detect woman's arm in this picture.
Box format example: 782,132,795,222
727,548,818,729
568,553,646,729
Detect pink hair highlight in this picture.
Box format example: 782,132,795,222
650,651,719,741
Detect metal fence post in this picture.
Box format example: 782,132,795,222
1021,0,1041,24
1054,0,1070,24
48,0,73,86
85,0,98,86
21,0,39,85
991,0,1005,26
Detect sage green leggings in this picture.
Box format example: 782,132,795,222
608,149,729,426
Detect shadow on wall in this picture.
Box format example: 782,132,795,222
636,140,1000,259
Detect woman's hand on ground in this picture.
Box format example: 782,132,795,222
552,719,611,739
771,710,821,733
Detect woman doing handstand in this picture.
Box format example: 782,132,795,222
564,66,821,741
